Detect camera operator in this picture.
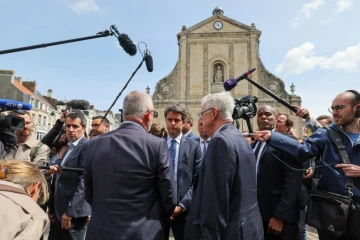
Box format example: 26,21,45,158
8,111,50,166
254,90,360,240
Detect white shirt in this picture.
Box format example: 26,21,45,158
167,134,183,183
253,141,266,174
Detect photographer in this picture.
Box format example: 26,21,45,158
8,111,50,166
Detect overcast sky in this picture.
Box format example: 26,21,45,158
0,0,359,118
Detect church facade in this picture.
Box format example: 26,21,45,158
152,7,303,136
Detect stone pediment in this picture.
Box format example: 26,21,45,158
177,15,261,39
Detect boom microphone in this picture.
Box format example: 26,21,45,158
224,68,256,91
144,47,153,72
118,33,137,56
0,99,32,111
110,25,137,56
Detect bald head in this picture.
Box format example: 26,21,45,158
331,91,360,128
257,105,277,131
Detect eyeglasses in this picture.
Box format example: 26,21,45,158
198,107,213,119
328,105,346,114
146,109,158,118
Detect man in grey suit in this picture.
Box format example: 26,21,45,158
84,91,176,240
184,92,263,240
164,106,202,240
49,112,91,240
182,111,200,142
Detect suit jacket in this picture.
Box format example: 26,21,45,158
254,140,303,223
54,136,91,220
184,123,263,240
84,122,176,240
174,136,202,210
186,131,200,142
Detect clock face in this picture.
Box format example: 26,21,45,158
213,21,223,30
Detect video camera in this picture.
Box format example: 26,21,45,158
232,95,258,120
0,99,32,154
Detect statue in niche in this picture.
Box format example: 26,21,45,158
213,64,224,83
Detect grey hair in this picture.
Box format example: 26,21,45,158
123,91,153,118
201,92,235,120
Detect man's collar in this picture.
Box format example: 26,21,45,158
22,135,39,148
183,131,191,137
200,137,210,142
167,133,183,144
122,121,146,131
213,122,232,137
68,135,84,147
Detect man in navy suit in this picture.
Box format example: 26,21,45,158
184,92,263,240
164,105,202,240
182,111,200,141
49,112,91,240
254,105,303,239
84,91,176,240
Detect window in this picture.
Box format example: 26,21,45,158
43,116,47,126
38,115,42,125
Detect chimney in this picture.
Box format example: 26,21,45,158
15,77,22,84
22,80,37,93
47,89,53,98
146,85,150,94
89,105,94,110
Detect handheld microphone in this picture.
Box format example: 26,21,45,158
224,68,256,91
144,47,153,72
0,99,32,111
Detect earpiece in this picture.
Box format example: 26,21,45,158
345,90,360,118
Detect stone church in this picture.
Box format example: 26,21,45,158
152,6,303,136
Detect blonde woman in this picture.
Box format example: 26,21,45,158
0,160,49,240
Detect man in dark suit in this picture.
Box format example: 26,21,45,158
184,92,263,240
254,105,303,239
182,111,200,141
49,112,91,240
164,105,202,240
197,118,211,157
84,91,176,240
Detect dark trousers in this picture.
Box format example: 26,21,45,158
263,221,299,240
54,217,88,240
318,230,353,240
164,212,187,240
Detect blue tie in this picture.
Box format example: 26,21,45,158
170,139,177,171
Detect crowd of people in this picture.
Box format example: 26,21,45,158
0,89,359,240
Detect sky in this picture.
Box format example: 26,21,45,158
0,0,359,119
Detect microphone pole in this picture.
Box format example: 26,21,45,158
102,58,145,120
243,77,308,118
0,31,113,55
39,166,83,173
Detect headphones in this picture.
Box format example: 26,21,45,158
345,90,360,118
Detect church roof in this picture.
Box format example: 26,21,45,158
177,13,261,39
